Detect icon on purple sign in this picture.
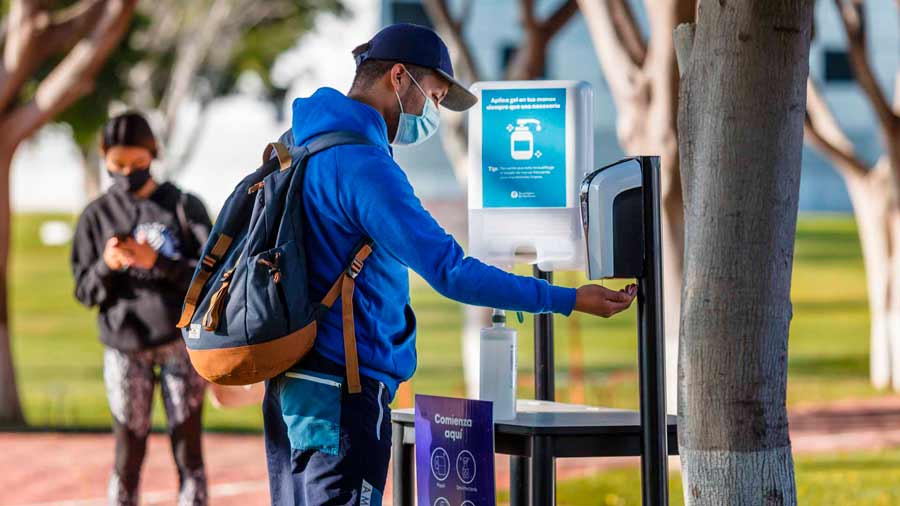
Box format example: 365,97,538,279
456,450,476,484
433,498,451,506
431,447,451,481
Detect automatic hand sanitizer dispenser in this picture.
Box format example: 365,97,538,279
580,157,646,280
579,155,671,506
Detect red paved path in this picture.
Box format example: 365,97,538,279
3,396,900,505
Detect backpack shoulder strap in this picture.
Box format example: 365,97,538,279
298,132,374,393
319,238,375,394
261,131,372,175
302,131,374,157
177,232,233,328
262,142,292,171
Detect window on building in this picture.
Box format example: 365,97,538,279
500,44,517,72
824,49,854,82
390,1,434,28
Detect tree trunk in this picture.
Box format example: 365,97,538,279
889,209,900,390
845,162,900,390
0,144,24,426
801,5,900,391
0,0,137,426
677,1,813,504
844,165,896,388
81,142,102,201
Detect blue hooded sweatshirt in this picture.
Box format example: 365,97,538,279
292,88,577,398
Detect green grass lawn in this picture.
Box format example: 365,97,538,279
549,449,900,505
8,213,878,429
8,212,896,503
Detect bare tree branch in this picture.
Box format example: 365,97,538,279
422,0,480,185
223,0,296,34
159,0,231,140
610,0,646,66
520,0,537,30
835,0,899,133
804,79,869,179
0,0,108,116
505,0,578,80
41,0,108,57
163,101,214,180
894,68,900,115
576,0,644,109
0,0,137,146
0,0,48,114
422,0,479,83
124,0,181,109
542,0,578,39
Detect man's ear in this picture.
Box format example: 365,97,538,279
389,63,406,93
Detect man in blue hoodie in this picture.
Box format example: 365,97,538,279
263,24,637,506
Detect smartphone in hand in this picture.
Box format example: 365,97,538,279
112,232,132,245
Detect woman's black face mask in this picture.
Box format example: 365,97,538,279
108,167,151,193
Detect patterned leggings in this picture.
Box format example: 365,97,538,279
103,340,208,506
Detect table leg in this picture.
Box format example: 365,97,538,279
530,436,555,506
392,422,414,506
510,455,530,506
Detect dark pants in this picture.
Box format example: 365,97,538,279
264,352,392,506
103,340,207,506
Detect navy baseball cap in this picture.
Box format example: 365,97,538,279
354,23,478,112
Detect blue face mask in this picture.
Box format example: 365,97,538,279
391,68,440,147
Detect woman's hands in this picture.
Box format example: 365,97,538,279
102,237,130,271
102,234,158,271
574,283,638,318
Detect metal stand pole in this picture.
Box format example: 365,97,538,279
533,266,555,401
636,157,669,506
510,456,530,506
531,266,556,505
392,422,414,506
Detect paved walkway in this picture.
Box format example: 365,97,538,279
3,396,900,506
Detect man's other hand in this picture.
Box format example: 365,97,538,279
574,284,637,318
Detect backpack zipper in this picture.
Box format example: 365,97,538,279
201,250,244,331
247,180,265,194
285,371,342,389
257,251,289,327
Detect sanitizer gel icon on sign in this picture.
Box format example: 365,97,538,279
509,119,542,160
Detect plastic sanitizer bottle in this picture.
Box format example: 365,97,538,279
479,309,517,420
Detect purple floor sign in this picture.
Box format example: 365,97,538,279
415,395,496,506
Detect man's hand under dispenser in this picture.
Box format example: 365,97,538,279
574,284,638,318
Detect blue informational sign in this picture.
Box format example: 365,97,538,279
481,87,567,208
415,395,496,506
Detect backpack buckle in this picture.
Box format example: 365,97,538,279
346,257,365,279
200,254,219,271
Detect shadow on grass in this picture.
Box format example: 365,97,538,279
789,354,869,378
794,227,862,264
799,457,900,472
792,299,869,314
